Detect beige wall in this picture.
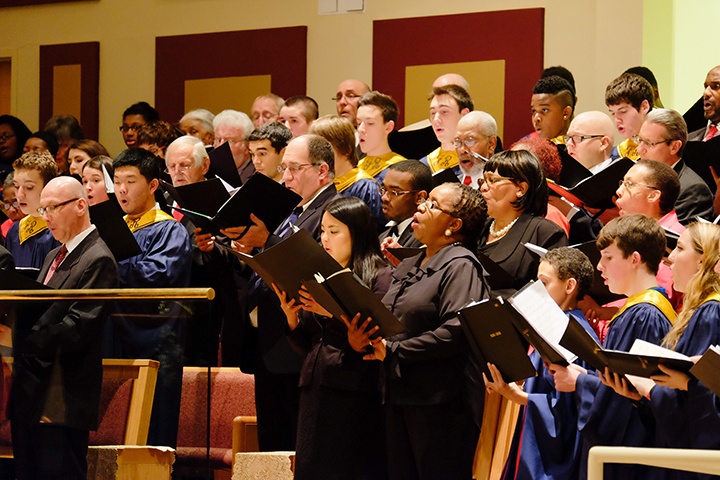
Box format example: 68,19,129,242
0,0,644,154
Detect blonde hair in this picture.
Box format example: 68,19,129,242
663,222,720,349
309,115,358,167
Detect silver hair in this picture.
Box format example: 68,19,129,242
458,110,497,137
213,110,254,140
165,135,208,168
180,109,215,132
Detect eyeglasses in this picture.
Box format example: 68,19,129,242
378,186,416,198
0,132,15,143
277,163,315,174
632,135,670,148
37,197,80,216
618,179,659,191
2,200,18,211
563,134,604,145
167,163,193,172
119,125,142,133
332,93,361,102
418,198,454,216
480,174,514,187
452,137,483,149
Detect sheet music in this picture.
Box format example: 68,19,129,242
507,281,577,363
627,339,692,361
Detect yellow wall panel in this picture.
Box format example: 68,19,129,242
52,63,81,121
184,75,271,117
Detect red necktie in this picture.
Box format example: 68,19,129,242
463,175,473,185
705,124,718,142
172,209,184,221
44,245,68,284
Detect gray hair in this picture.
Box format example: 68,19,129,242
165,135,208,168
180,109,215,132
213,110,254,140
645,108,688,155
457,110,497,137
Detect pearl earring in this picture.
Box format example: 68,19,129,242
444,228,452,237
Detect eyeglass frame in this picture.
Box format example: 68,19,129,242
331,93,362,102
631,135,671,148
37,197,80,216
618,179,659,192
119,125,142,133
480,174,515,188
378,185,417,198
0,132,16,143
2,200,19,211
277,162,317,174
562,134,604,145
418,197,455,216
452,136,487,150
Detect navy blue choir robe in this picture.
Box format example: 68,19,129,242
503,309,599,480
111,209,191,447
341,177,385,233
575,289,674,480
5,216,59,270
649,297,720,480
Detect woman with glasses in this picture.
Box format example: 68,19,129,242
0,115,33,179
1,173,26,242
348,182,489,480
273,196,390,480
478,149,568,296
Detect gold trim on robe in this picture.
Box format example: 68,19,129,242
425,147,458,173
334,167,374,193
125,209,176,233
18,215,49,244
358,152,405,178
610,288,677,326
617,138,639,160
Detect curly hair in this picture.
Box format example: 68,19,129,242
543,247,594,300
442,182,488,249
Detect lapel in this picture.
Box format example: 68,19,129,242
482,213,534,264
673,159,686,177
397,224,416,246
294,184,337,231
45,230,98,289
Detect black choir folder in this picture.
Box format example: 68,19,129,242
559,314,694,378
683,137,720,191
233,229,341,303
303,270,405,338
207,140,242,188
690,346,720,397
458,281,579,383
161,177,231,217
170,173,302,236
431,168,460,189
547,157,634,209
89,200,142,262
235,229,405,337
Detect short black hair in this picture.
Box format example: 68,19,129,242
624,66,658,89
122,101,160,123
113,147,161,183
45,114,84,141
484,150,548,217
542,66,576,91
0,115,33,160
387,160,432,193
248,122,293,153
27,131,59,158
533,76,574,110
635,159,680,216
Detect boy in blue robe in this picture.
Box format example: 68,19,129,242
5,151,60,270
484,247,599,480
111,148,191,447
551,214,676,480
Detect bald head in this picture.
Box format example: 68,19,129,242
566,111,615,170
433,73,470,91
40,176,91,244
335,79,371,126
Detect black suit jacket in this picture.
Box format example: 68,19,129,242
379,221,423,248
11,229,118,430
253,184,342,374
674,159,714,225
478,214,568,297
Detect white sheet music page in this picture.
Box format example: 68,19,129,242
628,339,691,361
507,281,577,363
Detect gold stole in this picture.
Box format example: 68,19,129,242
334,167,374,193
618,138,639,160
610,288,677,326
358,152,405,178
550,135,566,145
125,209,176,233
18,215,49,244
425,147,458,173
